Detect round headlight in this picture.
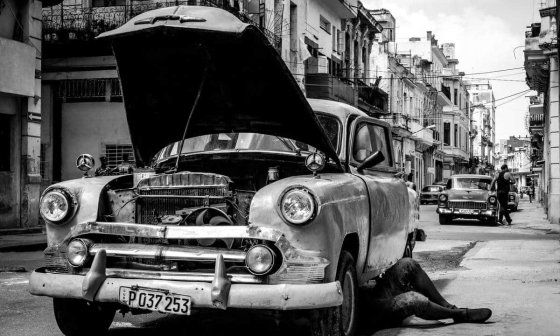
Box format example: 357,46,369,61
488,196,497,204
280,188,316,225
438,194,448,202
67,239,89,267
245,245,275,275
40,189,72,223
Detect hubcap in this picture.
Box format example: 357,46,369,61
341,270,355,335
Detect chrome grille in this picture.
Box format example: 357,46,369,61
448,201,487,210
135,172,231,225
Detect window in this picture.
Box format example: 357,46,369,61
337,29,343,52
332,26,336,51
454,124,458,147
103,144,135,168
443,122,450,146
316,113,341,151
0,114,11,171
353,123,392,167
453,88,458,105
319,16,331,34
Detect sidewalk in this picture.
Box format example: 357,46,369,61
510,199,560,234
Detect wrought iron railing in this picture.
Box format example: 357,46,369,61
42,1,281,51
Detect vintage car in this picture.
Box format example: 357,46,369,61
436,174,499,225
29,6,418,336
420,185,445,204
509,184,520,211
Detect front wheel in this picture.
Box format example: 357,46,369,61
53,298,115,336
439,214,452,225
311,251,358,336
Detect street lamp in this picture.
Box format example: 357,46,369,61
411,124,436,135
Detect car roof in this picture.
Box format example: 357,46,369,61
451,174,492,179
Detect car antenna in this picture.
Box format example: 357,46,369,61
169,49,209,174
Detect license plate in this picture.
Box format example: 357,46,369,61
458,209,476,215
119,287,191,315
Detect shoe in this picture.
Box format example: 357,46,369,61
507,220,512,225
454,308,492,323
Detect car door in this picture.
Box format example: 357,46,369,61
349,117,410,278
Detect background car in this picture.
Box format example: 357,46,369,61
509,184,520,211
420,185,445,204
436,174,499,225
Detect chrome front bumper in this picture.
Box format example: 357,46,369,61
437,208,497,217
30,240,342,310
29,270,342,310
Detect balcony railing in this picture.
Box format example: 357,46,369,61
357,80,388,115
305,73,357,106
42,1,281,51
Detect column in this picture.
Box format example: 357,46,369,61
548,55,559,223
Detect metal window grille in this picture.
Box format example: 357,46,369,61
56,79,122,100
103,144,135,168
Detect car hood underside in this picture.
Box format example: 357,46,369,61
98,6,339,167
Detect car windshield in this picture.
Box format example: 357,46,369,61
422,186,442,192
154,133,317,162
453,177,492,190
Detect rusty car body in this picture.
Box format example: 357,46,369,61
29,6,417,336
436,174,499,225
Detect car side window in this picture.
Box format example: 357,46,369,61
352,123,391,167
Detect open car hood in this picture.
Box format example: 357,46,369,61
98,6,340,167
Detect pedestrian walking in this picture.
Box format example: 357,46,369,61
363,258,492,330
491,164,515,225
528,182,535,203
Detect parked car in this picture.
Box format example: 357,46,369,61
420,185,445,204
436,174,499,225
509,184,520,211
29,6,418,336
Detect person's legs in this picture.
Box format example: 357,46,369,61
497,192,511,224
389,258,454,308
388,291,492,323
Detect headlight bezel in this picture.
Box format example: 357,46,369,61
39,187,78,225
278,186,318,225
66,238,90,267
245,244,276,276
438,194,448,203
488,196,497,205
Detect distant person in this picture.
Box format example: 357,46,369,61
94,156,110,176
528,181,535,203
364,258,492,329
116,153,134,174
491,164,515,225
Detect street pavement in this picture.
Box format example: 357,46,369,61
0,199,558,335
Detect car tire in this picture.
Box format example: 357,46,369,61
311,251,358,336
53,298,115,336
439,214,452,225
484,216,499,226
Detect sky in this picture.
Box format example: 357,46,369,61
362,0,540,142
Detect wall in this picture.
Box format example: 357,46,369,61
60,102,131,180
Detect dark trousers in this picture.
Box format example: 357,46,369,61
497,191,511,223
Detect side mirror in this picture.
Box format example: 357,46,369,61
357,151,384,173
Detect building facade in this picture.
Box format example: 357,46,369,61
467,81,496,174
0,0,43,229
523,0,559,223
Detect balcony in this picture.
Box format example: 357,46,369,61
305,73,357,106
357,80,388,116
323,0,357,19
42,1,281,57
529,103,544,133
